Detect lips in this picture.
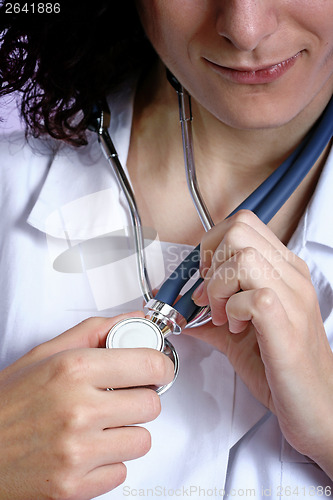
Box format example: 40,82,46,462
205,52,302,84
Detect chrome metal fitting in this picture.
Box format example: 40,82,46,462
144,299,187,337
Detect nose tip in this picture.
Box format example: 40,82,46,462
216,1,278,52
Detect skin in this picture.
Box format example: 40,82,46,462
1,1,333,498
133,0,333,478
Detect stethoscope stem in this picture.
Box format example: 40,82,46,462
177,88,214,232
168,70,214,328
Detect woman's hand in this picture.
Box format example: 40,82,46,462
190,210,333,476
0,313,174,500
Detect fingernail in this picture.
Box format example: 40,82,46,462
192,282,204,302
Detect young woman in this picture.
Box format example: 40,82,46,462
0,1,332,498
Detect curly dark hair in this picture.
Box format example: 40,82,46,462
0,0,156,145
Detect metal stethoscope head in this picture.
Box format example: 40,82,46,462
89,73,333,394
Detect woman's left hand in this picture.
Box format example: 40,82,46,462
189,210,333,476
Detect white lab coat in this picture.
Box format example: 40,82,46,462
0,78,332,499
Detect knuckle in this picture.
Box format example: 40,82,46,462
78,315,99,328
208,270,228,295
238,246,259,265
76,316,111,339
26,343,44,360
50,351,87,385
54,435,83,470
253,288,276,311
242,246,258,258
48,472,78,500
26,342,52,366
297,257,312,278
225,221,249,247
61,404,88,432
232,209,256,225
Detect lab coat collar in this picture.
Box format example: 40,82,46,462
296,144,333,250
286,144,333,330
26,77,138,237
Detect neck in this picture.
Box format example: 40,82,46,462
128,61,331,244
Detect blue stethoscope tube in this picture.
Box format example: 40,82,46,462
155,96,333,322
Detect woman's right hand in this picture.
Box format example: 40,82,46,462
0,313,174,500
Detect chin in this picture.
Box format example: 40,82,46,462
219,113,297,131
209,95,308,131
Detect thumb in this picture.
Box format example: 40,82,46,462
2,311,145,376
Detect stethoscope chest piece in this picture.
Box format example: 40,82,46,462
106,317,179,395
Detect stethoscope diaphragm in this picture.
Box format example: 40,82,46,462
106,317,179,395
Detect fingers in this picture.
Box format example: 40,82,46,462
38,311,145,353
43,425,151,499
46,346,174,391
192,209,311,326
199,210,306,279
193,246,290,325
74,463,127,500
89,426,152,466
72,463,127,500
226,288,290,353
76,426,151,470
225,288,295,405
89,387,162,429
2,312,145,377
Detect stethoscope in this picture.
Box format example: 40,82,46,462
89,71,333,394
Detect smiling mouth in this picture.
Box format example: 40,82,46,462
205,52,303,84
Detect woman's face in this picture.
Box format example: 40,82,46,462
136,0,333,130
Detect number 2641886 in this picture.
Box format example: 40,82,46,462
5,3,61,14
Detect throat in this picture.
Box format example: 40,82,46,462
127,142,328,247
126,160,215,245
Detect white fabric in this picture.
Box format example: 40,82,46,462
0,79,332,499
